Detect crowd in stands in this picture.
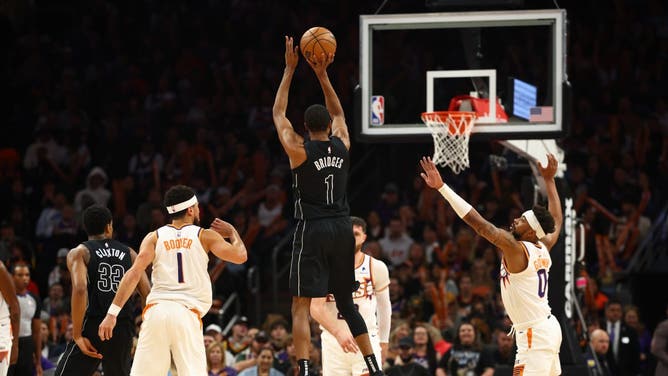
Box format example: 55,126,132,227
1,0,667,375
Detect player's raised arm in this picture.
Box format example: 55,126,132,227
420,157,525,264
207,218,248,264
99,231,156,341
272,36,305,166
536,154,562,251
308,52,350,150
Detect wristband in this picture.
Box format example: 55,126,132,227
107,304,122,317
437,184,473,218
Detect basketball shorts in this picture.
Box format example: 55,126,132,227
321,330,382,376
290,217,355,297
131,300,205,376
513,314,562,376
56,316,134,376
0,319,11,376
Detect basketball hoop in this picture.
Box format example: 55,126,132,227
421,111,476,174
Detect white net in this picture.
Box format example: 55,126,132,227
421,111,476,174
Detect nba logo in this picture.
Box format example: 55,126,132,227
371,95,384,126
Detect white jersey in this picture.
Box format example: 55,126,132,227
147,224,212,315
500,241,552,325
321,254,390,339
0,291,8,322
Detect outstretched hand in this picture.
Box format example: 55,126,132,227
307,52,334,76
420,156,445,189
284,36,299,71
537,153,558,180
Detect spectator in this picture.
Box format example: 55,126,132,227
623,305,652,372
386,337,429,376
205,324,225,345
436,322,483,376
375,183,402,225
238,346,285,376
584,329,613,376
604,299,640,375
225,316,251,359
411,324,438,373
135,188,163,233
47,249,69,288
235,330,270,373
207,341,238,376
41,282,68,317
476,326,515,375
379,217,414,267
39,320,65,363
73,167,111,214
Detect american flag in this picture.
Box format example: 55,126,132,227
529,106,554,122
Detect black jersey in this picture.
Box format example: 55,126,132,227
83,239,133,320
292,136,350,220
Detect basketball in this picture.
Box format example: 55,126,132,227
299,27,337,63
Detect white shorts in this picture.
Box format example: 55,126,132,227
513,315,562,376
131,301,205,376
321,331,382,376
0,319,12,376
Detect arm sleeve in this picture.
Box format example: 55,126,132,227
372,257,391,342
376,288,391,343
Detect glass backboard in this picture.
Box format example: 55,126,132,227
356,9,569,142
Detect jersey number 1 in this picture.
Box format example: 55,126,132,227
324,174,334,205
177,252,185,283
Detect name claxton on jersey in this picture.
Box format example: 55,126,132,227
95,243,127,260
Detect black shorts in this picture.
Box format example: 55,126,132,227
55,316,134,376
289,217,355,297
7,337,35,376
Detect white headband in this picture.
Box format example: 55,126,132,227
522,210,546,239
166,195,198,214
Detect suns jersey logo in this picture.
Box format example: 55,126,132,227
325,276,374,302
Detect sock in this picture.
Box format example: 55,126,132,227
364,354,381,375
298,358,309,376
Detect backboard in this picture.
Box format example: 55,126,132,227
356,9,569,142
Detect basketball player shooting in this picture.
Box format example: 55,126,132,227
272,36,384,376
420,154,563,376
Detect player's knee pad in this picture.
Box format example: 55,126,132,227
333,292,368,337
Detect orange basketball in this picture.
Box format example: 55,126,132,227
299,27,337,63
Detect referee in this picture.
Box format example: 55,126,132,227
8,264,42,376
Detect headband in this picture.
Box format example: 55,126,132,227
522,210,546,239
166,195,198,214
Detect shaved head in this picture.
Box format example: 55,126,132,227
590,329,610,355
